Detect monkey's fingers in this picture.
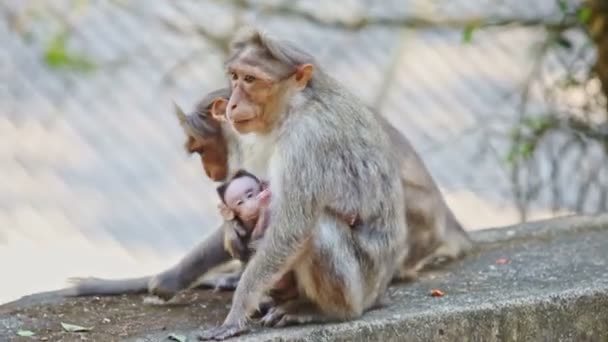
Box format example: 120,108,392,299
274,313,317,327
260,305,287,327
257,189,271,205
197,323,249,341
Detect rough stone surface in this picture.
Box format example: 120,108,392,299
1,214,608,341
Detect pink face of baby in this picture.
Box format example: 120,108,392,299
223,175,263,222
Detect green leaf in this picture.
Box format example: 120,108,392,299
522,116,550,132
61,322,93,333
577,7,592,24
168,333,187,342
17,330,35,337
519,141,535,158
43,31,96,72
462,23,478,43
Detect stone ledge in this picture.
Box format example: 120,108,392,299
2,214,608,341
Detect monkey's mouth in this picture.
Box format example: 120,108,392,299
232,118,253,124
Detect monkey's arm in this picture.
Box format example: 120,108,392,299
201,157,316,338
250,207,270,241
223,219,251,261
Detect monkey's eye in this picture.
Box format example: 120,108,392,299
246,191,254,199
243,75,256,83
236,200,244,206
230,72,238,81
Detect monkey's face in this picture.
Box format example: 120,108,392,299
223,176,264,223
185,135,229,182
224,52,295,134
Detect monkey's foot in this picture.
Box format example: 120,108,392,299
197,322,249,341
260,300,327,328
208,273,241,293
148,270,184,301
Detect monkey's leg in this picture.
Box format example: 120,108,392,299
259,220,367,329
395,183,474,281
149,225,235,300
203,269,243,292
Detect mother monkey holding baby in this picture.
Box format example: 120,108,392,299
68,28,472,340
195,28,471,340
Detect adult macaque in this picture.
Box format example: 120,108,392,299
198,28,408,340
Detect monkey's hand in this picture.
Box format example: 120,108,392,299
197,316,250,341
148,269,183,301
224,220,251,261
257,188,271,206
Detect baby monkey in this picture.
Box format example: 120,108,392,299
216,169,295,302
216,169,359,302
216,169,271,262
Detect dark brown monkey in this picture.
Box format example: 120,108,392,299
198,28,408,340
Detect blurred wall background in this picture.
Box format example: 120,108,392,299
1,0,606,304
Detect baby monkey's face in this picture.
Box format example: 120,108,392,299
223,176,263,222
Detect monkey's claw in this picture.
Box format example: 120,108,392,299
260,306,287,327
197,323,248,341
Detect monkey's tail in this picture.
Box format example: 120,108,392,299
65,276,150,297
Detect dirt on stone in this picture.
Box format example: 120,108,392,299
0,289,233,342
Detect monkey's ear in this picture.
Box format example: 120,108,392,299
294,64,314,89
172,100,187,125
211,98,228,121
218,203,235,221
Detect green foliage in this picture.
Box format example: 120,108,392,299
505,116,555,164
577,6,592,24
462,23,478,43
60,322,93,332
17,330,35,337
43,31,96,72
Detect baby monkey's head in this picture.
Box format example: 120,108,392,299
217,169,266,224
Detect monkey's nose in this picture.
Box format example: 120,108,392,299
231,104,237,110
